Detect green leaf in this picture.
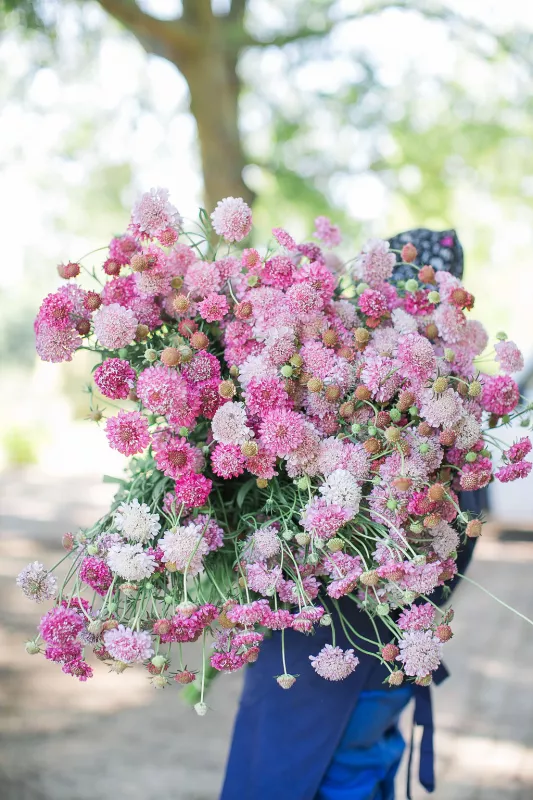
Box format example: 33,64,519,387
236,478,256,509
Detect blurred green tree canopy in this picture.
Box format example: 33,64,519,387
2,0,533,220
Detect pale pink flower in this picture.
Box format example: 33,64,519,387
93,303,138,349
131,187,182,237
495,340,524,374
211,197,252,242
310,644,359,681
397,630,442,677
104,624,154,663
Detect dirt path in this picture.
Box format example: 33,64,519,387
1,467,532,799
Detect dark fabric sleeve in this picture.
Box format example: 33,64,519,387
388,228,464,281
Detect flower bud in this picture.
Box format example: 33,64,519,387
194,702,208,716
354,327,370,345
467,380,482,398
256,478,268,489
435,624,453,642
190,331,209,350
418,265,436,284
175,670,196,684
382,643,400,661
428,291,440,304
131,253,150,272
360,570,380,587
241,441,258,457
218,380,236,398
277,674,296,690
295,532,311,547
161,347,181,367
466,519,483,538
401,243,417,263
322,329,338,347
145,348,158,363
405,278,419,293
307,377,323,393
280,365,293,378
327,537,344,552
25,641,40,655
388,670,405,686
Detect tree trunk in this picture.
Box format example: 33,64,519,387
178,46,253,213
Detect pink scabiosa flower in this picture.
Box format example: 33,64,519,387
37,291,75,330
259,409,306,457
495,461,532,482
226,599,270,626
104,624,154,663
244,376,291,416
93,303,138,349
481,375,520,416
159,522,209,575
109,233,140,265
39,606,84,645
358,289,388,320
505,437,532,463
401,561,443,595
314,216,341,248
184,260,223,298
152,434,201,480
245,447,278,480
272,227,297,250
211,197,252,242
310,644,359,681
194,514,224,552
429,520,459,559
246,563,283,596
16,561,57,603
354,238,396,286
396,332,437,384
403,289,434,317
105,411,150,456
136,365,188,416
397,630,443,677
35,324,81,363
360,355,402,403
198,292,229,322
262,608,293,630
174,472,212,509
286,282,323,317
494,340,524,374
419,388,464,429
459,457,493,491
79,556,113,596
131,187,182,238
244,525,281,562
211,651,246,673
211,402,252,446
182,351,221,385
211,443,246,479
44,641,82,664
397,603,436,631
300,497,352,540
62,658,94,681
295,260,336,303
261,255,295,289
94,358,136,400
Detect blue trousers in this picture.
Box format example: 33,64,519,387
316,688,413,800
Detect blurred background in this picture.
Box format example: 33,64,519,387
1,1,532,798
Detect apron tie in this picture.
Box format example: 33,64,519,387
406,684,435,799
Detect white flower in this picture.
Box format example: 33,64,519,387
114,499,161,544
211,402,252,445
319,469,362,514
392,308,418,333
453,414,481,450
430,520,460,559
16,562,57,603
159,523,209,576
107,543,156,581
237,353,277,389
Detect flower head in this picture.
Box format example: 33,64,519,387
313,216,341,248
107,542,156,581
211,197,252,242
35,324,81,363
17,561,58,603
159,522,209,576
495,340,524,374
131,187,182,238
104,624,154,663
481,375,520,416
397,630,442,677
114,499,161,543
93,303,138,349
94,358,136,400
79,557,113,596
310,644,359,681
105,410,151,456
319,469,361,514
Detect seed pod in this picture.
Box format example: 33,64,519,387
131,253,150,272
325,385,341,402
190,331,209,350
322,329,338,347
355,385,371,401
218,380,236,399
364,437,380,455
241,441,258,457
161,347,181,367
307,377,323,393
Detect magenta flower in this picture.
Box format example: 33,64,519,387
105,410,151,456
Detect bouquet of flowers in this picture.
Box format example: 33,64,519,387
19,189,532,711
